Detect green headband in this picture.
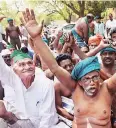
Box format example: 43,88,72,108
11,50,31,63
100,47,116,54
7,44,15,49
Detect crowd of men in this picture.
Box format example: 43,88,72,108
0,8,116,128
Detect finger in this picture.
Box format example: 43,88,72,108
20,17,26,26
22,11,29,22
31,9,35,20
25,8,30,21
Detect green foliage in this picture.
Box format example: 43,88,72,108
0,0,115,27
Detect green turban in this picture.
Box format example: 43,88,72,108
7,18,13,22
100,47,116,54
71,56,100,81
7,44,15,49
10,50,31,63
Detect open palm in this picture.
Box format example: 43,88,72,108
21,8,44,38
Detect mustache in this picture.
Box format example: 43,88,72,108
22,68,34,73
103,57,112,61
85,86,96,91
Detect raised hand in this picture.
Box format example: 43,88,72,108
64,32,75,47
57,30,63,38
99,39,110,49
20,8,43,38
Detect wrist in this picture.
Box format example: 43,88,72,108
57,36,61,39
32,36,42,42
72,43,77,49
97,44,103,51
4,112,18,125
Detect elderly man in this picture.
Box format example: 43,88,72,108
0,49,58,128
20,9,116,128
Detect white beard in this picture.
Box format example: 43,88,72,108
84,88,96,96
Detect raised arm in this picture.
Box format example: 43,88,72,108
0,54,17,87
21,9,76,91
86,39,110,57
106,73,116,94
53,30,63,52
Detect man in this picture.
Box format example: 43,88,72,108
72,13,94,46
88,34,103,51
1,49,11,66
0,16,6,52
6,18,22,50
80,45,89,53
55,54,74,128
20,8,116,128
0,50,58,128
105,13,116,38
94,16,105,37
100,47,116,79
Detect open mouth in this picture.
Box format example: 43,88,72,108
89,88,96,93
86,87,96,93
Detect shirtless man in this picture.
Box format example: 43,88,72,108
55,54,74,127
6,18,22,49
72,13,94,46
20,9,116,128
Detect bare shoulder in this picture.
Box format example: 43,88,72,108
54,80,61,90
103,80,115,96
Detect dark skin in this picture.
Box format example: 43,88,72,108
20,9,116,128
100,51,116,76
54,58,74,121
2,54,11,66
6,20,22,42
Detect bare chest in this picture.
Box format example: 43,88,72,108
72,87,111,120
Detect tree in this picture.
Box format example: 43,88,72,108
41,1,73,23
61,1,85,17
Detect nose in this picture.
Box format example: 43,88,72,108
25,64,30,69
105,53,110,57
66,66,72,72
89,79,94,85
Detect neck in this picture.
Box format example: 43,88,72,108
21,75,35,89
102,64,115,75
9,24,13,27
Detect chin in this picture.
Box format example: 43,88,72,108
85,89,98,97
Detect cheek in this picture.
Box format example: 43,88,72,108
31,64,35,70
14,68,23,76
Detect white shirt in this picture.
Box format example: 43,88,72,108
105,19,116,29
19,26,28,37
0,54,58,128
94,22,105,36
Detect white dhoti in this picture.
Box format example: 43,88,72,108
0,118,7,128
